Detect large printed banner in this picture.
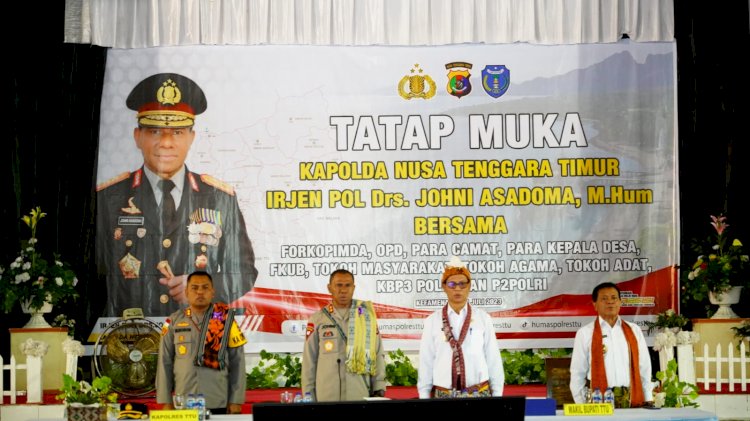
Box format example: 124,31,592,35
94,41,678,351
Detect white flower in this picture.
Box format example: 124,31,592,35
29,238,37,244
20,338,49,357
665,309,675,317
653,331,677,351
0,267,4,275
14,256,23,263
73,277,78,286
55,260,63,267
79,381,92,394
15,272,31,283
10,261,20,269
55,277,63,286
62,338,86,357
25,247,34,252
712,244,719,250
22,262,31,270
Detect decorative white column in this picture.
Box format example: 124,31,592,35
676,344,696,383
19,338,49,403
658,346,674,373
62,338,86,378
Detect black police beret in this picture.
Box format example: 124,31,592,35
126,73,207,128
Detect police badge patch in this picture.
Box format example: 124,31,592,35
445,62,473,98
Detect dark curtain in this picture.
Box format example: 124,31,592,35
1,2,749,362
675,1,750,319
1,2,107,356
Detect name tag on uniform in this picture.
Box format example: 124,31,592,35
118,216,144,226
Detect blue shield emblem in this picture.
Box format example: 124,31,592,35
482,65,510,98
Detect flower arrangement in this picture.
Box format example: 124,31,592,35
52,313,77,337
652,330,700,352
681,214,749,304
56,374,118,406
0,207,79,313
645,309,689,335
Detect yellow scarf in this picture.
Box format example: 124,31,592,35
345,300,378,375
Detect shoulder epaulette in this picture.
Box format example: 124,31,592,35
96,172,131,192
200,174,235,196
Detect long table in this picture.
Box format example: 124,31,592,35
207,407,719,421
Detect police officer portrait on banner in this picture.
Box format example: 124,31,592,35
96,72,258,317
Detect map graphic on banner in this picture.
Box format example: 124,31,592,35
93,41,678,350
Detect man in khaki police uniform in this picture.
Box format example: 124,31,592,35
302,269,386,401
156,271,246,414
96,72,258,317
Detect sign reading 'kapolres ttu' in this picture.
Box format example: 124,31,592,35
94,41,678,350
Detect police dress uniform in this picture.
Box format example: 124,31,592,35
301,302,386,401
156,304,247,410
95,73,258,317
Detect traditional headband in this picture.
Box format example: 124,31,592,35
441,255,471,282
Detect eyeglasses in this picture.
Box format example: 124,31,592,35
444,281,470,289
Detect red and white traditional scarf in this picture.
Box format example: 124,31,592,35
441,304,472,390
590,317,645,407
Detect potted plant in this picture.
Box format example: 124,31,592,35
681,214,749,317
0,207,79,326
56,374,118,421
645,309,689,335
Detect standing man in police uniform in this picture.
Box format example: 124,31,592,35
96,72,258,317
302,269,386,401
157,271,246,414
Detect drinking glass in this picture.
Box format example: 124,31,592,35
172,393,186,409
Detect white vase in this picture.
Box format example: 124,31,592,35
20,299,53,328
708,286,743,319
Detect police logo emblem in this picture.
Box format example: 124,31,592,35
398,64,437,100
445,62,473,98
323,340,335,352
481,65,510,98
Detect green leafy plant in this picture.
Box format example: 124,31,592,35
385,349,418,386
0,207,79,313
731,320,750,356
681,214,749,305
56,374,118,405
731,320,750,340
501,348,571,384
245,349,301,389
654,359,699,408
645,309,689,335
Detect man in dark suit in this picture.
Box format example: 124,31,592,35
96,73,258,317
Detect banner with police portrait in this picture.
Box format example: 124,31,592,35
94,41,678,350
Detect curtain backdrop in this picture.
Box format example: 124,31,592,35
64,0,674,47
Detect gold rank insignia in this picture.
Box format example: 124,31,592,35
201,174,235,195
178,345,187,355
323,340,334,352
118,253,141,279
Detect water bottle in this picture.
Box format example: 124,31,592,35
293,392,302,403
592,388,602,404
604,387,614,408
196,393,206,421
303,391,313,402
186,394,196,411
